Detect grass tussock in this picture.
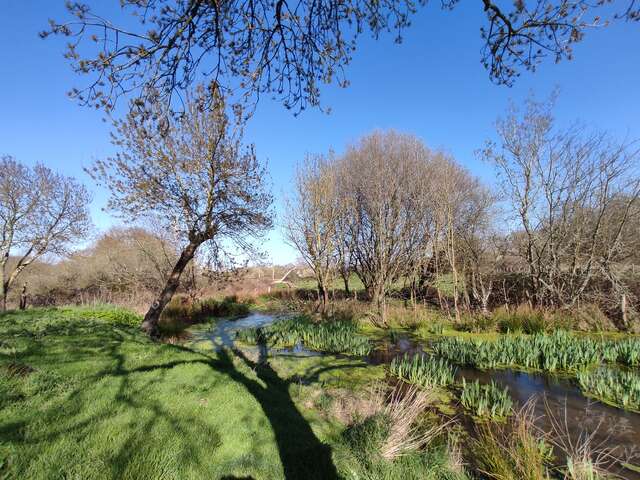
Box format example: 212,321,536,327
337,382,466,480
472,399,552,480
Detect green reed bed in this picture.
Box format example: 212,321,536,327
236,316,371,355
432,331,638,373
460,379,513,419
389,353,456,388
577,367,640,412
609,338,640,367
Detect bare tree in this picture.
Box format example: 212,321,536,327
285,154,340,310
41,1,637,113
339,131,433,323
429,153,494,319
87,87,272,337
483,95,640,309
0,156,92,310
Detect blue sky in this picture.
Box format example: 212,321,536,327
1,1,639,264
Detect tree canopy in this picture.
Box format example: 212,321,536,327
42,0,639,113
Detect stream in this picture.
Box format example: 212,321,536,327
198,313,640,477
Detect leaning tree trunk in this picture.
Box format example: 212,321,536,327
141,239,201,338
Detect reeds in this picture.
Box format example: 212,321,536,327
433,331,626,372
460,379,513,419
472,399,552,480
236,315,371,355
389,353,456,388
576,367,640,412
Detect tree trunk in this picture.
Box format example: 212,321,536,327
19,283,27,310
317,283,329,313
141,240,201,338
342,272,350,295
371,283,386,325
0,263,6,311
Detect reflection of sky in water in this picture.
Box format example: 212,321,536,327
194,319,640,476
372,332,640,475
191,312,323,358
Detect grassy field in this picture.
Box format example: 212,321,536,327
0,307,352,479
0,306,459,480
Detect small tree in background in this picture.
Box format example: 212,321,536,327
285,154,341,311
0,156,92,310
88,86,272,337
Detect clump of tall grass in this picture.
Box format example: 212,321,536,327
460,379,513,419
471,399,552,480
389,354,456,388
338,383,463,479
494,305,547,334
454,314,497,333
576,367,640,412
237,315,371,355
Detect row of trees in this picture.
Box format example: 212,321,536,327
286,98,640,325
285,131,493,321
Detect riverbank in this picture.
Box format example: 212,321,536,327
2,305,640,479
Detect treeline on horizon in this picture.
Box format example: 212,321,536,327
284,96,640,329
2,95,640,333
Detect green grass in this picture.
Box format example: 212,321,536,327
0,306,375,479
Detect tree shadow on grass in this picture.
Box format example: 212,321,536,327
217,346,339,480
0,313,360,479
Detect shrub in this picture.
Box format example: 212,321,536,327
158,295,253,336
460,379,513,419
570,304,616,332
158,296,195,336
199,295,251,318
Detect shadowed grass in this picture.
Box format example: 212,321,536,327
0,307,346,479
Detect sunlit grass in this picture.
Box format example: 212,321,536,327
0,307,359,479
